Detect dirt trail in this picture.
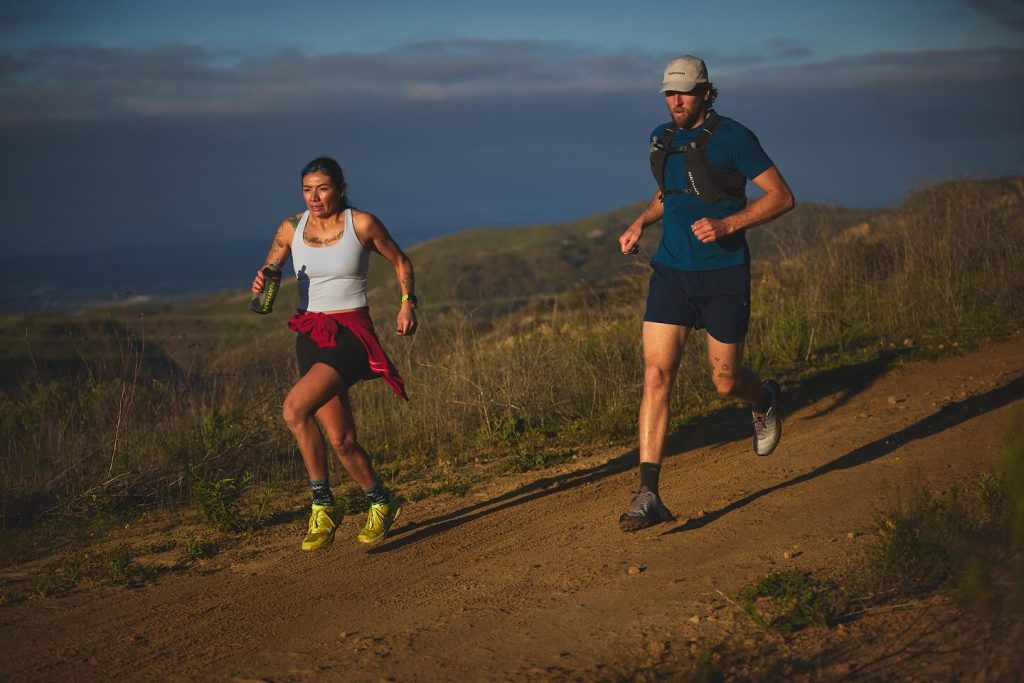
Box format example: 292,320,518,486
2,335,1022,682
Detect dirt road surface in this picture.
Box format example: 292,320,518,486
2,335,1022,681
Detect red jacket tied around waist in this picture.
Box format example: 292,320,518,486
287,309,408,400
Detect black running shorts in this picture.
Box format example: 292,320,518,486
295,326,372,387
643,261,751,344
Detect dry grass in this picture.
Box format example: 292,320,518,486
1,178,1022,544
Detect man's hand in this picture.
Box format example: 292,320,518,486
619,223,644,255
691,217,732,244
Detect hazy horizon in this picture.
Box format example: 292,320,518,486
1,0,1022,258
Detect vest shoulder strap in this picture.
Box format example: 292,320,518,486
693,113,726,147
649,113,747,203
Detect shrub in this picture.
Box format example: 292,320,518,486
867,424,1023,605
62,544,155,587
188,467,275,534
737,569,841,632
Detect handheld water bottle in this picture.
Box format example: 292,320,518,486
250,261,282,314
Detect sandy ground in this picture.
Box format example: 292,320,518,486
1,335,1022,682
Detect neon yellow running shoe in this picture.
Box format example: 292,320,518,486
357,498,403,545
301,503,340,551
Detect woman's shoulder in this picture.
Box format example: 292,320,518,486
277,211,305,234
349,208,385,232
349,207,378,222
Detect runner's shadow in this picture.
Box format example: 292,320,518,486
788,349,904,420
369,353,914,553
368,450,638,553
661,375,1024,535
632,351,908,459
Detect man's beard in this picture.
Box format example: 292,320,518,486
672,104,705,129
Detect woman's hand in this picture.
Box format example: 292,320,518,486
396,303,418,336
251,269,266,294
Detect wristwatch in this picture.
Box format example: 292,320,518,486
402,293,418,308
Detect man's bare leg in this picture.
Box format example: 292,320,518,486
705,336,767,406
639,322,690,466
706,334,782,456
620,321,689,531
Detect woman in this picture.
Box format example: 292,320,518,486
251,157,418,550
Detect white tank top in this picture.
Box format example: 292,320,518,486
290,209,370,312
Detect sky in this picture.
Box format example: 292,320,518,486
1,0,1022,256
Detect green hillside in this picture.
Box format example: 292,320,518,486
0,189,962,389
365,198,876,313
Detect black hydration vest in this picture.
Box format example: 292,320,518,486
649,114,747,204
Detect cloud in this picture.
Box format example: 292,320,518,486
720,37,816,67
762,37,816,61
1,37,1021,125
725,47,1024,89
0,40,659,122
965,0,1024,32
0,3,53,29
0,0,90,34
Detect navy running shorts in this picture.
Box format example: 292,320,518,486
295,326,372,387
643,261,751,344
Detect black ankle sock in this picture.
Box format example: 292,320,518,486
363,482,390,505
310,477,334,507
639,463,661,496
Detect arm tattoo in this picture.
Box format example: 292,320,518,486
265,224,291,263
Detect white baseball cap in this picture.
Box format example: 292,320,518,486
660,55,709,92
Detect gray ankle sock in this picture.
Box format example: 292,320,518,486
310,478,333,506
363,482,390,505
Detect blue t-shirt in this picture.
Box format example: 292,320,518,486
651,111,773,272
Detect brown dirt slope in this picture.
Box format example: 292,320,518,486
2,335,1022,682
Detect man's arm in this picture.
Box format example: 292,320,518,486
690,166,794,244
619,191,665,255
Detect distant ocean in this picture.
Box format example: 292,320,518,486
2,239,271,314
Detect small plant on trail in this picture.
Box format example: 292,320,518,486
487,414,578,474
407,472,475,500
864,415,1024,609
496,445,576,474
598,641,736,683
737,569,839,632
973,470,1007,527
62,544,155,587
178,532,219,565
188,466,275,534
1002,415,1024,554
868,467,1019,598
869,487,960,595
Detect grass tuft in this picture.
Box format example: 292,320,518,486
188,466,275,534
737,569,842,632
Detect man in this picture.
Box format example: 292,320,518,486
617,55,794,531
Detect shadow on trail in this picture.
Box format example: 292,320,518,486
368,450,638,553
789,349,904,421
662,375,1024,535
367,353,915,553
